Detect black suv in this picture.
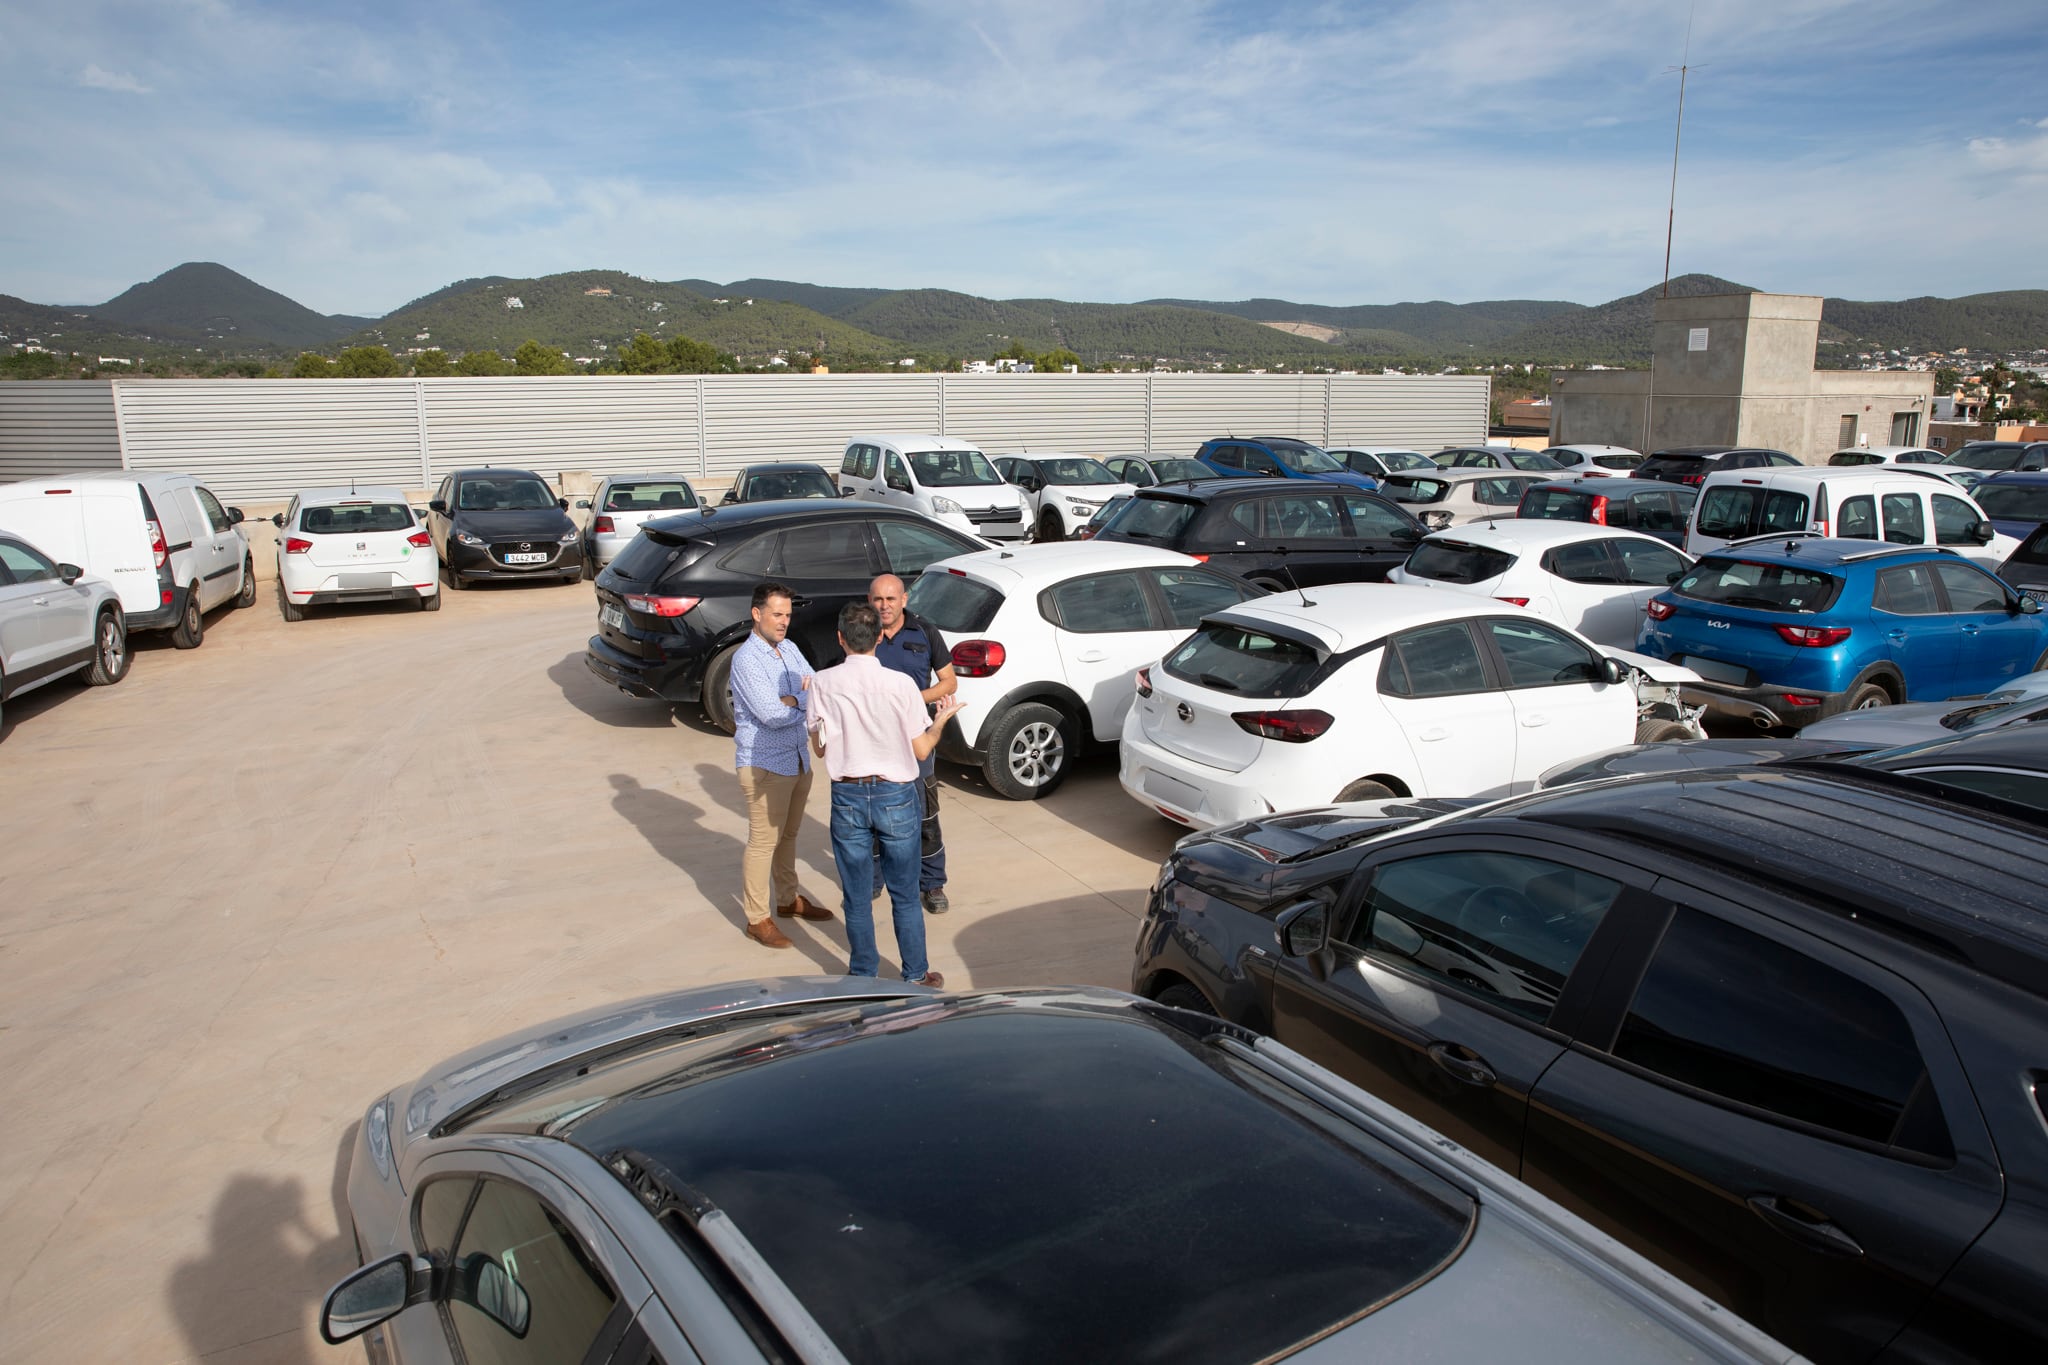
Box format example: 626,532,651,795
1632,446,1799,486
1089,479,1422,590
584,502,983,728
1133,751,2048,1364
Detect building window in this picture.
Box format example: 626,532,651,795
1838,415,1858,448
1891,412,1919,445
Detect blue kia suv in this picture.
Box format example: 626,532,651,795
1194,436,1380,492
1636,536,2048,729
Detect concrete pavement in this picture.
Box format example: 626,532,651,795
0,577,1181,1362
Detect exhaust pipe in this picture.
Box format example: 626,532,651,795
1752,712,1776,730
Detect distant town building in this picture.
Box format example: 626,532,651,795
504,296,524,310
583,287,612,297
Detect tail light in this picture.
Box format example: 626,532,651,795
1645,599,1676,620
952,640,1006,677
624,593,699,617
593,515,616,533
1588,495,1608,525
1776,625,1851,647
147,519,168,568
1496,596,1530,607
406,530,432,547
1812,521,1828,537
284,537,312,555
1187,553,1209,563
1232,709,1335,742
1782,694,1824,707
1136,666,1152,698
1683,473,1705,486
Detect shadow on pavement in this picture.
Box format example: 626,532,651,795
947,893,1148,993
547,651,677,729
168,1158,353,1365
609,772,847,975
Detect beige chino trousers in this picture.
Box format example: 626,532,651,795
736,765,813,924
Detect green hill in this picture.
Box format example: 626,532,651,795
1145,296,1587,349
1820,291,2048,354
837,290,1327,365
677,278,895,318
1489,274,1757,362
90,261,358,349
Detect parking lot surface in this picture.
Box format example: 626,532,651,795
0,581,1181,1362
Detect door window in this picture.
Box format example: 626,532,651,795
1338,494,1412,539
1626,491,1685,533
875,519,976,576
1873,564,1942,615
1349,851,1623,1024
416,1176,476,1254
718,533,779,576
1612,539,1687,587
1542,540,1623,584
0,539,57,584
1209,446,1243,470
781,521,874,577
1484,618,1603,687
196,488,232,533
1262,494,1345,539
1610,909,1948,1154
447,1179,619,1365
1932,561,2009,614
1242,447,1283,476
1149,567,1256,627
1473,477,1531,507
1837,494,1878,540
884,452,912,491
1229,501,1264,537
1932,495,1982,546
1881,493,1926,544
1042,571,1153,632
1379,621,1490,698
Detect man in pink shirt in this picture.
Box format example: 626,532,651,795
809,601,964,984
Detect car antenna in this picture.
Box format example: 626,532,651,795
1281,562,1314,608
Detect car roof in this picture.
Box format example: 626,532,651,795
1326,445,1425,455
1392,467,1541,484
1544,444,1640,456
601,471,697,484
1209,583,1533,651
1486,764,2048,998
1530,476,1676,494
449,466,549,479
1694,536,1954,568
849,434,983,451
926,541,1199,587
293,485,412,504
643,500,946,535
1132,477,1351,503
1976,470,2048,485
1701,464,1918,487
1423,520,1677,552
738,462,830,474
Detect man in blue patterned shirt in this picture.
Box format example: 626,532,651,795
730,581,833,949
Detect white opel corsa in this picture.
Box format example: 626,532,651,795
273,486,441,621
1119,584,1700,829
1387,520,1695,648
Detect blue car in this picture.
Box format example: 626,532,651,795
1194,436,1380,492
1636,537,2048,730
1969,470,2048,541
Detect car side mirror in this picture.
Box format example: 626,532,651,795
271,513,285,528
887,477,911,492
722,490,737,504
454,1253,530,1338
1971,520,1996,545
840,487,855,497
2020,596,2042,616
227,507,245,524
1393,525,1422,545
1274,900,1333,978
575,499,590,509
319,1253,420,1345
58,562,83,584
1600,657,1629,686
429,499,448,515
556,497,568,511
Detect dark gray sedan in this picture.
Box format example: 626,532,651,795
322,979,1799,1364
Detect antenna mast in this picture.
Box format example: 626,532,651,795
1662,5,1701,298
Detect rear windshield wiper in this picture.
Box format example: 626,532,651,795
1198,673,1243,693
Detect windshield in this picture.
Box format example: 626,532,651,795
1038,458,1119,486
910,449,1002,487
1164,623,1326,698
1674,557,1842,614
457,476,556,511
1403,540,1516,584
1379,451,1435,471
1099,496,1198,543
1507,452,1565,471
743,467,837,500
1946,445,2023,472
1972,484,2048,523
1383,477,1449,504
1519,488,1594,521
1273,443,1345,474
299,502,413,534
1151,459,1211,482
907,571,1005,632
605,480,697,512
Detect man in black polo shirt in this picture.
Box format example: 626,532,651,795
868,573,955,913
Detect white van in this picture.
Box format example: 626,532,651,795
0,473,254,647
839,435,1028,540
1687,465,2017,569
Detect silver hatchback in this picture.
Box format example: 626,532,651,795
579,473,703,575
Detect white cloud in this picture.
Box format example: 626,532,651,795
78,64,148,94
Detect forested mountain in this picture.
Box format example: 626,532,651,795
1821,291,2048,353
678,278,895,317
91,262,363,348
1145,296,1587,349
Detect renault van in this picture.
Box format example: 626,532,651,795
839,435,1027,540
1688,465,2017,569
0,472,254,647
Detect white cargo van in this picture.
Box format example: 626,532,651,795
1687,465,2017,570
838,435,1027,540
0,473,254,647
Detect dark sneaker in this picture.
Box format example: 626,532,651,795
922,888,950,915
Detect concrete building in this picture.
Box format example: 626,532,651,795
1550,292,1934,463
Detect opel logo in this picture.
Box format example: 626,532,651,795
1176,702,1193,723
355,541,366,550
519,542,532,552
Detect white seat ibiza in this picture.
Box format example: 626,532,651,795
1119,584,1700,829
273,486,440,621
1387,520,1694,648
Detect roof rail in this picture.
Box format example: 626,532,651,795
1723,530,1826,548
1838,543,1959,563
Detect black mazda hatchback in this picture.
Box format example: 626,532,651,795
427,467,583,588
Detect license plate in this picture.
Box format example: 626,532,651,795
1681,654,1750,685
505,552,547,564
601,605,625,629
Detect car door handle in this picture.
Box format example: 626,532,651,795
1887,629,1908,642
1417,726,1450,742
1746,1195,1864,1258
1425,1042,1497,1088
1521,714,1549,727
1961,624,1981,635
1074,650,1108,663
32,596,49,605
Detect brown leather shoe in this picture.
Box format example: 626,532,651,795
745,919,795,949
776,893,834,922
911,970,945,989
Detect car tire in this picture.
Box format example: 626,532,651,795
582,553,596,582
234,559,257,609
447,569,467,591
171,586,205,648
85,609,129,685
1037,509,1064,543
703,644,739,734
1847,682,1891,711
1334,778,1396,802
983,702,1073,800
1634,719,1694,743
1154,983,1215,1015
420,589,441,612
279,583,305,623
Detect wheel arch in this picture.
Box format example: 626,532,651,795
1850,661,1906,703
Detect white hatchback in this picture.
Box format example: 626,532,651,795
906,542,1262,799
1119,585,1700,829
1380,468,1550,530
1388,521,1694,648
992,454,1138,543
272,487,440,621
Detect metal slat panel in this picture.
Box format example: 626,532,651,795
115,380,423,500
1328,375,1491,450
0,380,122,481
939,375,1148,456
424,376,705,484
700,375,942,480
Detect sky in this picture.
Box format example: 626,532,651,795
4,0,2045,317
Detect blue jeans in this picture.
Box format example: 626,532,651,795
829,779,929,981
